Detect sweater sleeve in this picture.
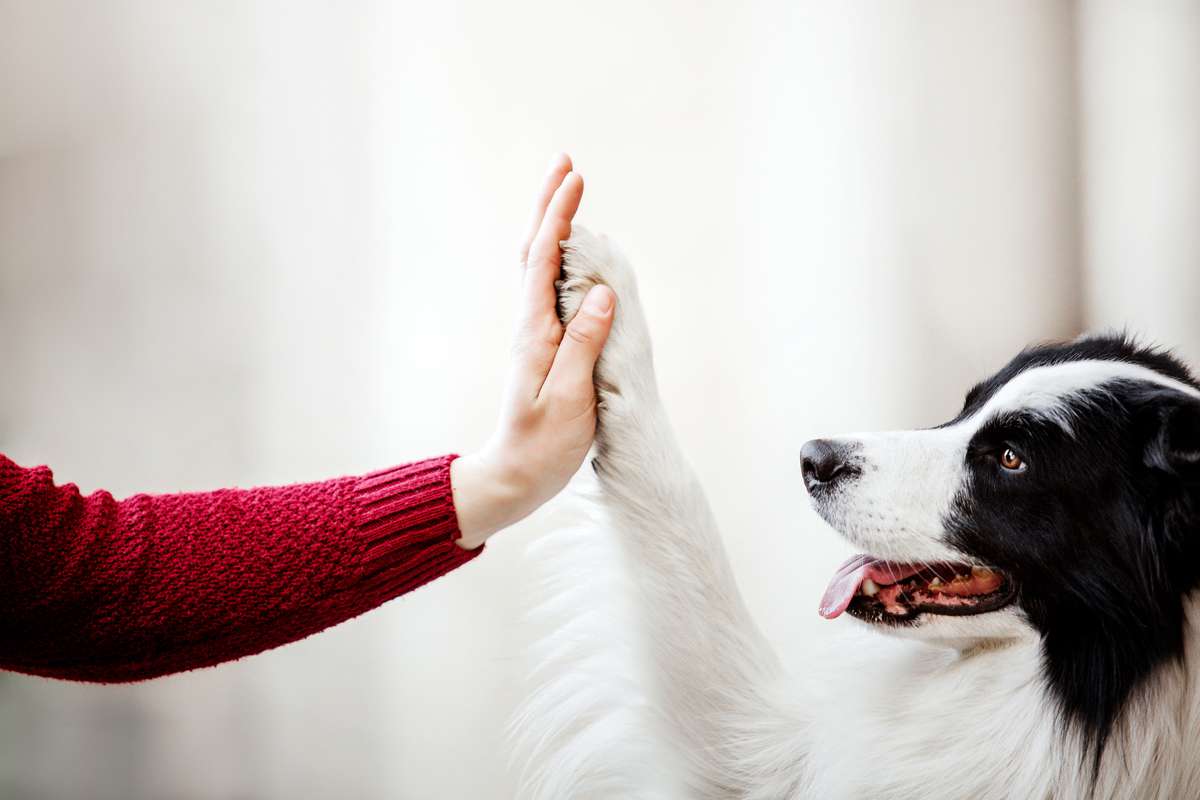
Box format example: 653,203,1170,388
0,453,481,683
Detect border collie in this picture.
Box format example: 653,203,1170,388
512,229,1200,799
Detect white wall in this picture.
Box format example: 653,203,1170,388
1077,0,1200,364
0,2,1193,798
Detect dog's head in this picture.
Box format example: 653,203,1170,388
804,334,1200,750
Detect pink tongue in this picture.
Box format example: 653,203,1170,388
819,555,870,619
818,556,924,620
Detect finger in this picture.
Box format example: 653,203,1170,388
541,284,615,404
519,153,573,266
521,171,583,323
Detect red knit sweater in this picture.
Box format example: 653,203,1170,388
0,453,481,683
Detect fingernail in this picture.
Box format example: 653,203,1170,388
582,286,613,315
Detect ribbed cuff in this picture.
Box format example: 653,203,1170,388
352,455,482,603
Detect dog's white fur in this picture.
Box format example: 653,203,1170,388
512,230,1200,799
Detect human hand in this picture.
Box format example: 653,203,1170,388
450,154,616,549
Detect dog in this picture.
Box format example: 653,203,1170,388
512,228,1200,799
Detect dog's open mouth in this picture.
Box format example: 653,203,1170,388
819,555,1015,624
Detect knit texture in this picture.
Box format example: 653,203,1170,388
0,453,480,682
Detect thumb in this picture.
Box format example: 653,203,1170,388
541,285,615,401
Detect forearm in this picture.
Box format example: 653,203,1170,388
0,454,480,682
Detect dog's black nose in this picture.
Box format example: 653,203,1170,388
801,439,851,491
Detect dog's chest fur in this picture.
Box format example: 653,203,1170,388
788,633,1054,799
751,601,1200,800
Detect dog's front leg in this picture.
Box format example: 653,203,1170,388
557,229,786,796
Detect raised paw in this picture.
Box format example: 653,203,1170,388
557,226,657,419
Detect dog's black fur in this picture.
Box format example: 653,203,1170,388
940,336,1200,763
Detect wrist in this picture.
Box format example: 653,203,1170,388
449,451,530,549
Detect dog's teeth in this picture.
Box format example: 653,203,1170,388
929,577,942,588
971,566,994,579
862,578,880,597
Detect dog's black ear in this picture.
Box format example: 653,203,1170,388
1143,390,1200,478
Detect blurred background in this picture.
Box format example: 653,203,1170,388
0,1,1196,797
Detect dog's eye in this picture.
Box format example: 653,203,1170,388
998,447,1026,472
